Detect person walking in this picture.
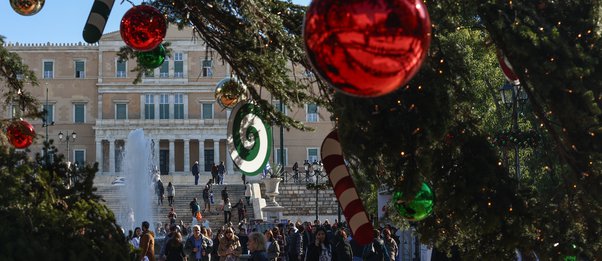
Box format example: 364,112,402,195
165,231,186,261
382,228,398,261
211,163,219,185
287,224,303,261
362,229,388,261
232,199,246,223
305,227,332,261
248,232,269,261
167,182,176,206
223,197,232,224
265,230,280,261
190,197,201,222
156,179,165,206
203,185,212,213
139,221,156,261
218,161,226,184
332,229,353,261
185,225,213,261
221,187,229,211
244,182,253,206
192,161,201,185
168,207,178,226
218,227,242,261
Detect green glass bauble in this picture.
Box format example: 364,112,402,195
393,182,434,221
136,44,166,69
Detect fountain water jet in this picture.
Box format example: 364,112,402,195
115,128,157,231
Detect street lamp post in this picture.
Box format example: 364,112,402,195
42,83,54,166
311,161,326,221
58,131,77,163
499,82,527,181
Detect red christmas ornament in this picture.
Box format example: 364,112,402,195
304,0,431,97
120,5,167,51
6,119,35,149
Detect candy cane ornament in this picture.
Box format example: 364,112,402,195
83,0,115,43
227,102,273,176
321,130,374,245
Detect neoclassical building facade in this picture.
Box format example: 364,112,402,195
3,27,334,176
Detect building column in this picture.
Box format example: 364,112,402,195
169,139,175,174
184,139,190,172
199,139,205,172
153,138,160,171
96,140,103,174
213,139,220,165
109,138,115,174
97,94,103,120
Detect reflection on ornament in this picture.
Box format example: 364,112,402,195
215,79,247,109
7,119,35,149
10,0,45,16
304,0,431,97
137,44,166,69
120,5,167,51
393,182,434,221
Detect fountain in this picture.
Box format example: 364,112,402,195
115,128,157,232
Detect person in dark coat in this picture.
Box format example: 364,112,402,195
332,229,353,261
248,232,269,261
165,232,186,261
192,161,200,185
305,227,332,261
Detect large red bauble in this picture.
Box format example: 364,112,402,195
7,119,35,149
304,0,431,97
120,5,167,52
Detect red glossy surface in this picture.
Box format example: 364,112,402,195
7,119,35,149
120,5,167,51
304,0,431,97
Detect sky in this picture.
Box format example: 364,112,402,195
0,0,311,44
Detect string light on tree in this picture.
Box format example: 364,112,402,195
304,0,431,97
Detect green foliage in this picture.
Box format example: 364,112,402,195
0,143,130,261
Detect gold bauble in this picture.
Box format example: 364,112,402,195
10,0,45,16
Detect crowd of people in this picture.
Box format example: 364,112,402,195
126,218,403,261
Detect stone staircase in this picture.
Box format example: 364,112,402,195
95,182,254,230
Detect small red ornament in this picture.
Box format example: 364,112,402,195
304,0,431,97
7,119,35,149
120,5,167,51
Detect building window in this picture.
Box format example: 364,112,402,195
145,95,155,119
115,103,127,120
202,103,213,119
116,60,127,78
75,60,85,78
73,103,85,123
43,104,54,124
74,149,86,168
159,94,169,119
202,59,213,77
174,52,184,78
160,58,169,78
307,148,319,163
174,94,184,119
273,100,287,115
10,104,22,118
275,148,288,166
144,69,154,78
306,103,318,122
43,61,54,79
